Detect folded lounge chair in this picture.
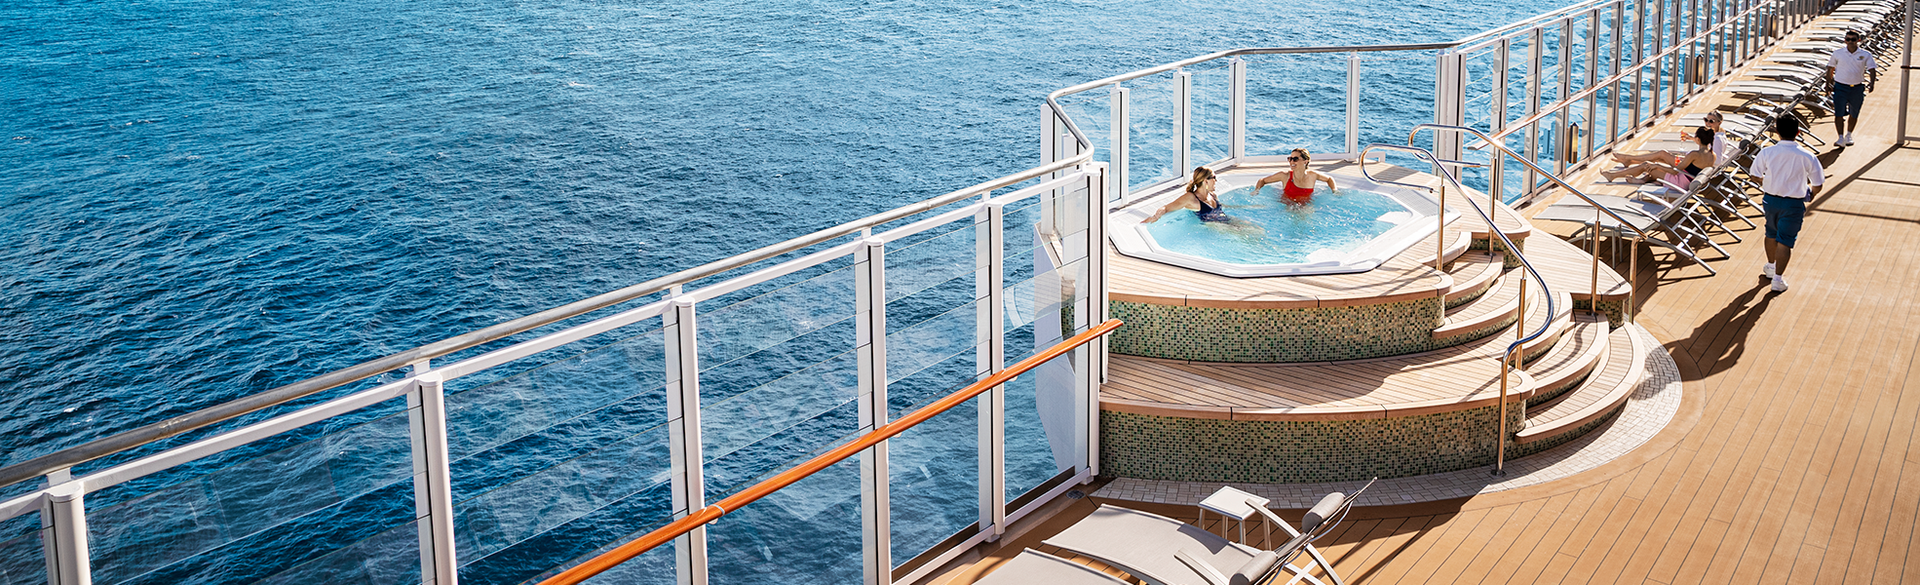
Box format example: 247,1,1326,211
1043,483,1371,585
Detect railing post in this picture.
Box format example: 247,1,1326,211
1347,52,1361,155
1433,52,1464,164
1525,27,1543,193
1901,0,1915,145
1634,0,1647,128
1176,69,1192,176
1611,0,1625,146
1229,58,1247,160
1586,9,1600,159
1556,18,1574,179
664,297,708,585
1082,166,1109,477
1492,39,1511,203
408,367,458,585
43,482,90,585
977,202,1007,540
1109,85,1130,203
854,237,892,585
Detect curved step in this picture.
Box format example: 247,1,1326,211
1516,326,1646,444
1433,270,1521,340
1521,313,1611,405
1517,289,1576,362
1443,252,1504,308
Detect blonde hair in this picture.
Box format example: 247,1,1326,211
1184,167,1217,196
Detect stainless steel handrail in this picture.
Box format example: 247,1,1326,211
0,152,1096,489
1044,43,1459,151
1414,123,1657,304
1357,142,1555,476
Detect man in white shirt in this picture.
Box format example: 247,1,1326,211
1748,116,1824,293
1826,30,1878,146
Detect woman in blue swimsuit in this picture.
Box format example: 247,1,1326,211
1144,167,1231,223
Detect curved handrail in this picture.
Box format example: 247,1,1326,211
1357,142,1552,475
0,152,1096,489
1409,124,1662,254
535,319,1125,585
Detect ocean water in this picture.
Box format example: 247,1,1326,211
0,0,1575,582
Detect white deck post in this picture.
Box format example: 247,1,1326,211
855,237,892,585
1492,40,1511,201
1526,26,1543,193
1079,166,1109,478
1586,8,1601,158
1347,52,1362,156
43,482,90,585
1557,18,1573,177
407,368,459,585
1433,52,1465,162
1109,85,1130,203
1176,69,1192,176
1901,0,1915,144
664,297,709,585
1229,58,1247,160
976,201,1007,540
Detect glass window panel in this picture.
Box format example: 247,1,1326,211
707,457,862,585
887,394,978,566
0,518,45,585
247,522,419,585
1002,353,1079,504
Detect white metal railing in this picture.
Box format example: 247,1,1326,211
1045,0,1813,209
0,160,1110,585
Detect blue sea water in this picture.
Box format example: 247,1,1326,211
0,0,1575,583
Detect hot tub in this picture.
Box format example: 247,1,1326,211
1109,172,1457,277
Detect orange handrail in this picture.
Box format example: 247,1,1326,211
538,318,1124,585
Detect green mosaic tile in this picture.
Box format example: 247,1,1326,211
1100,407,1528,483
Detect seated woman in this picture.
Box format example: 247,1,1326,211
1144,167,1231,223
1610,112,1729,167
1252,148,1336,204
1600,126,1716,188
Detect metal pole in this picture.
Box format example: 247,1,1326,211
1526,27,1544,192
1635,0,1648,128
977,202,1007,540
854,237,891,585
1347,52,1362,155
1901,0,1915,144
664,297,708,585
1587,9,1601,158
1110,85,1130,203
1493,41,1511,201
408,370,458,585
1495,350,1510,476
1557,18,1575,177
44,482,91,585
1176,69,1192,175
1630,233,1641,322
1087,167,1109,473
1612,0,1625,146
1436,182,1448,273
1229,58,1247,160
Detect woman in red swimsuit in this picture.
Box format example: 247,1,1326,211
1252,148,1337,204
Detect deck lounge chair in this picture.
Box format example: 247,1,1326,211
1043,484,1370,585
974,549,1134,585
1532,198,1722,274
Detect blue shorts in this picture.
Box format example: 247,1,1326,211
1833,83,1866,118
1763,195,1807,248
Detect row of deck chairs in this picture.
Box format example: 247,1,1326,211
1531,0,1905,276
979,481,1373,585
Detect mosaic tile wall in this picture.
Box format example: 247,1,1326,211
1470,237,1528,268
1107,297,1448,362
1101,406,1527,483
1574,298,1629,327
1507,402,1627,459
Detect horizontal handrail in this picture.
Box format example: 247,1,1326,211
1477,0,1779,143
535,318,1125,585
0,152,1096,489
1044,43,1459,151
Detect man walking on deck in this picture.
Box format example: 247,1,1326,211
1750,116,1823,293
1827,30,1878,146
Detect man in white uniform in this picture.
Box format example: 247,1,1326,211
1826,30,1878,146
1749,116,1824,293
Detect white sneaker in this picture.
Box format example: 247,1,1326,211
1843,133,1855,146
1771,275,1790,292
1762,263,1776,278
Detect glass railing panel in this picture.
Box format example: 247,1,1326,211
570,533,675,585
1189,63,1232,165
451,424,672,585
443,322,668,496
248,521,419,585
887,390,979,566
1356,52,1441,149
1001,349,1081,504
707,456,863,585
1126,73,1180,193
885,218,977,306
83,407,416,585
0,518,44,585
1244,54,1345,156
888,300,981,418
696,263,856,380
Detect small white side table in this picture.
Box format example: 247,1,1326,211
1197,485,1271,545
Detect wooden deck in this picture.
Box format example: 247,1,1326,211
924,15,1920,585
